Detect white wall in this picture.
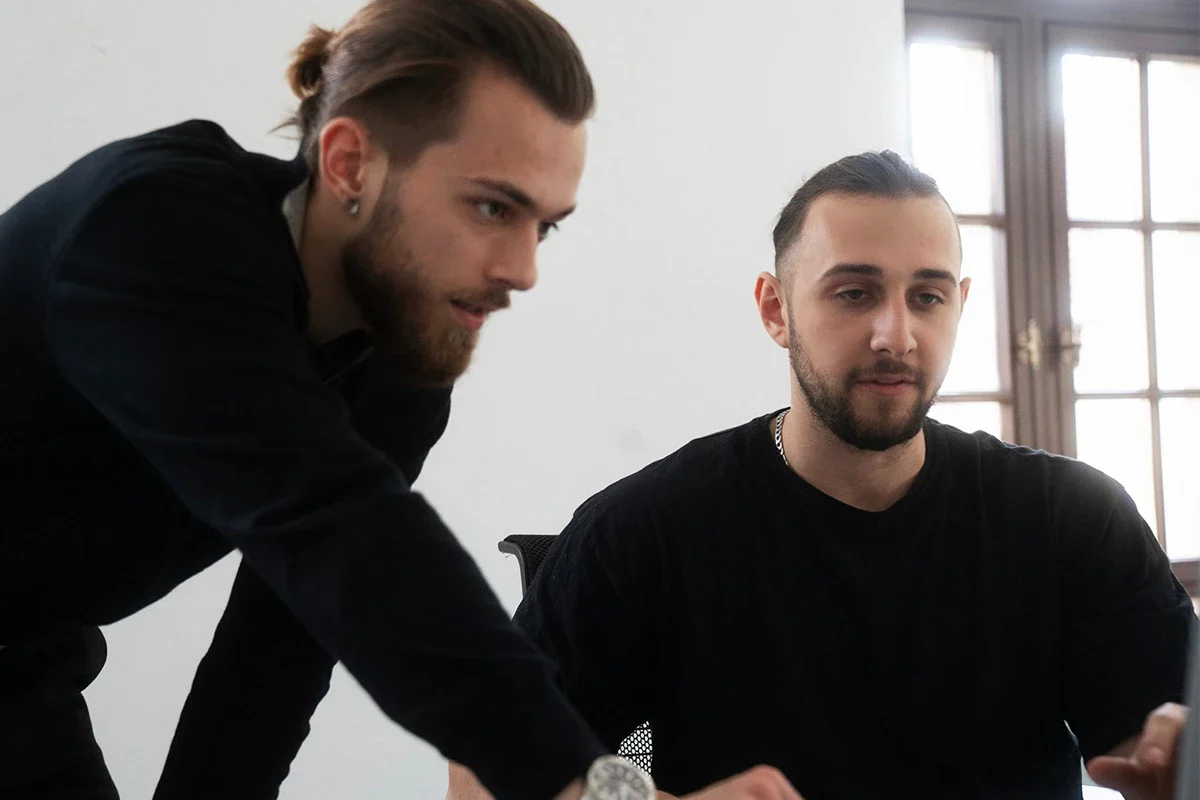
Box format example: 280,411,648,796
0,0,905,796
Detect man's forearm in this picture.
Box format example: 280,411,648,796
155,560,335,799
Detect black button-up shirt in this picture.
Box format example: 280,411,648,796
0,119,604,799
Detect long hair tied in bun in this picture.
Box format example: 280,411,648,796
287,24,335,101
279,0,594,171
282,25,335,143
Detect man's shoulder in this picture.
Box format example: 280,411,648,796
124,120,302,199
33,121,313,354
68,120,240,186
931,419,1128,511
569,413,772,531
32,120,303,227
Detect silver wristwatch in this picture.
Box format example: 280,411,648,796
581,755,656,800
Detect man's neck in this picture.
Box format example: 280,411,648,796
298,184,366,344
780,401,927,513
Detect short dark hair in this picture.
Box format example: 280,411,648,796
283,0,595,171
772,150,946,271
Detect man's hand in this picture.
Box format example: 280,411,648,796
1086,702,1189,800
447,762,498,800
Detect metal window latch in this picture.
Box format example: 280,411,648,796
1016,318,1043,370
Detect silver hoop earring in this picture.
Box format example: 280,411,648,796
344,197,361,216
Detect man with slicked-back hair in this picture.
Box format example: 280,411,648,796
450,150,1197,800
0,1,802,799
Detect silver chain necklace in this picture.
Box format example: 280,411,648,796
773,409,790,468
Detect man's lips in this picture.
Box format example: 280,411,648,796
857,375,917,395
862,376,914,385
450,298,508,331
450,301,489,331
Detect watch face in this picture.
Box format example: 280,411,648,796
586,756,655,800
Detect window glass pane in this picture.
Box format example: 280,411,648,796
929,400,1004,441
1160,398,1200,559
942,225,1001,394
1062,54,1143,222
1153,231,1200,390
909,42,1001,216
1075,398,1157,535
1148,59,1200,223
1068,229,1148,393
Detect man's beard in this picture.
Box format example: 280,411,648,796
340,187,477,388
786,312,936,452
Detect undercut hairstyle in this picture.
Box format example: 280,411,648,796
772,150,949,279
282,0,595,171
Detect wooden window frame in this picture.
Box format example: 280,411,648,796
905,0,1200,592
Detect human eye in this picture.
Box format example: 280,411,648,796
473,199,511,222
836,288,871,305
912,291,946,308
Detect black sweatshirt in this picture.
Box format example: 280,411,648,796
0,119,606,798
515,414,1198,798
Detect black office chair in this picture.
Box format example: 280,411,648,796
499,534,654,776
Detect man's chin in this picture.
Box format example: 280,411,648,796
841,410,930,451
412,356,473,388
371,344,474,388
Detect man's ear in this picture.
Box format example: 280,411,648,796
317,116,375,207
755,271,790,350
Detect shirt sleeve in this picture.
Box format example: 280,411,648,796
513,493,661,751
155,373,454,800
154,559,335,800
1056,464,1198,760
335,357,454,486
44,168,605,800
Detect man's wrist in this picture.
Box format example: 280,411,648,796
578,755,656,800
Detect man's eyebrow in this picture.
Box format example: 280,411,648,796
817,264,959,284
818,263,884,281
467,178,576,220
913,268,959,284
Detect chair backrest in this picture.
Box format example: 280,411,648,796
498,534,654,775
497,534,559,592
